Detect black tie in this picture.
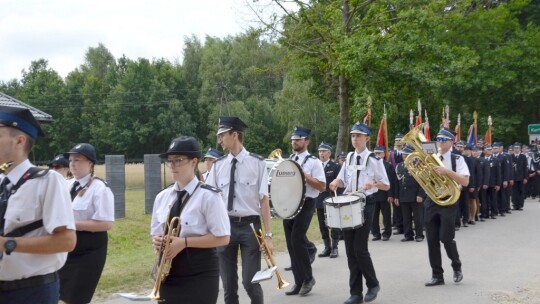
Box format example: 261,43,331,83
228,158,237,211
0,177,11,235
70,181,81,200
169,190,188,220
356,155,361,191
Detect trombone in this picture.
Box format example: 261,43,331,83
249,223,289,289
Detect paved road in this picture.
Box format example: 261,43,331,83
100,199,540,304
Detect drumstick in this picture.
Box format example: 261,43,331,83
333,190,337,197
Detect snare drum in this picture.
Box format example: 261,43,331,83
323,194,366,229
269,160,306,219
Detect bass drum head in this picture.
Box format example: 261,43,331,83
269,160,306,219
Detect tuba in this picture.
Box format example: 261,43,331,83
149,216,181,300
401,125,461,206
267,148,283,160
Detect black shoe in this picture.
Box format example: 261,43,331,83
490,216,496,219
382,236,390,241
330,247,339,258
372,236,381,241
425,277,445,287
415,236,424,242
285,284,300,295
499,213,506,217
462,221,468,227
506,210,512,214
344,294,363,304
364,285,380,302
284,266,292,271
318,247,331,258
299,278,316,296
394,230,403,235
453,270,463,283
401,237,414,242
479,218,485,222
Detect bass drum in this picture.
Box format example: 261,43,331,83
269,160,306,219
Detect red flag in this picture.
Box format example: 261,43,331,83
376,118,386,147
376,116,388,160
485,128,492,145
455,124,461,142
424,119,431,141
362,112,371,125
415,115,422,127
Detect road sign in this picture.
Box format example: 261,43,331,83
528,124,540,135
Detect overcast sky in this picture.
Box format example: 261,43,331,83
0,0,267,82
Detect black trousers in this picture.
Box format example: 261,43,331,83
218,219,263,304
401,201,424,239
456,190,469,226
371,200,392,238
284,198,316,285
392,204,403,230
343,200,378,296
479,188,488,217
316,207,340,241
497,184,509,213
487,187,499,216
512,181,526,209
424,199,461,279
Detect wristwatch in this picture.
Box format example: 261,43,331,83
264,232,273,239
4,237,16,255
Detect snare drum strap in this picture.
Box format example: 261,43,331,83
346,152,371,192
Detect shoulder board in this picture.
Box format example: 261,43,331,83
93,177,110,187
24,167,49,180
249,152,265,161
213,155,227,163
201,184,222,193
451,154,461,160
308,155,318,159
368,153,380,160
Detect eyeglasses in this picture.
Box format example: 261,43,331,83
165,158,190,167
436,137,449,143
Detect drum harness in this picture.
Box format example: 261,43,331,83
345,152,373,193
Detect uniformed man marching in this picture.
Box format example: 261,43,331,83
315,142,342,258
205,116,273,304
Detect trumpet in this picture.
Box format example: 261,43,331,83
149,216,181,300
0,162,13,174
250,223,289,290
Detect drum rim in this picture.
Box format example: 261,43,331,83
323,194,365,207
269,159,306,219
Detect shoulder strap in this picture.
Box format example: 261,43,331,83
249,152,265,161
451,153,458,172
3,167,50,237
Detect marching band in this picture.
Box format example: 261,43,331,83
1,108,540,304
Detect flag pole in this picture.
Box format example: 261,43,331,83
384,105,389,161
473,111,478,145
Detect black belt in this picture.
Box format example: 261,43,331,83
229,215,259,223
0,272,58,291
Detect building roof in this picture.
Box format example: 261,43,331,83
0,92,53,122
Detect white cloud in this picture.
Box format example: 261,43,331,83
0,0,257,81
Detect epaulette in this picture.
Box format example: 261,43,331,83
308,154,318,159
249,152,265,161
369,153,380,160
93,176,110,188
201,183,222,193
213,155,227,163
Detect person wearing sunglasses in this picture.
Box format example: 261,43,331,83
424,128,470,287
47,154,71,179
